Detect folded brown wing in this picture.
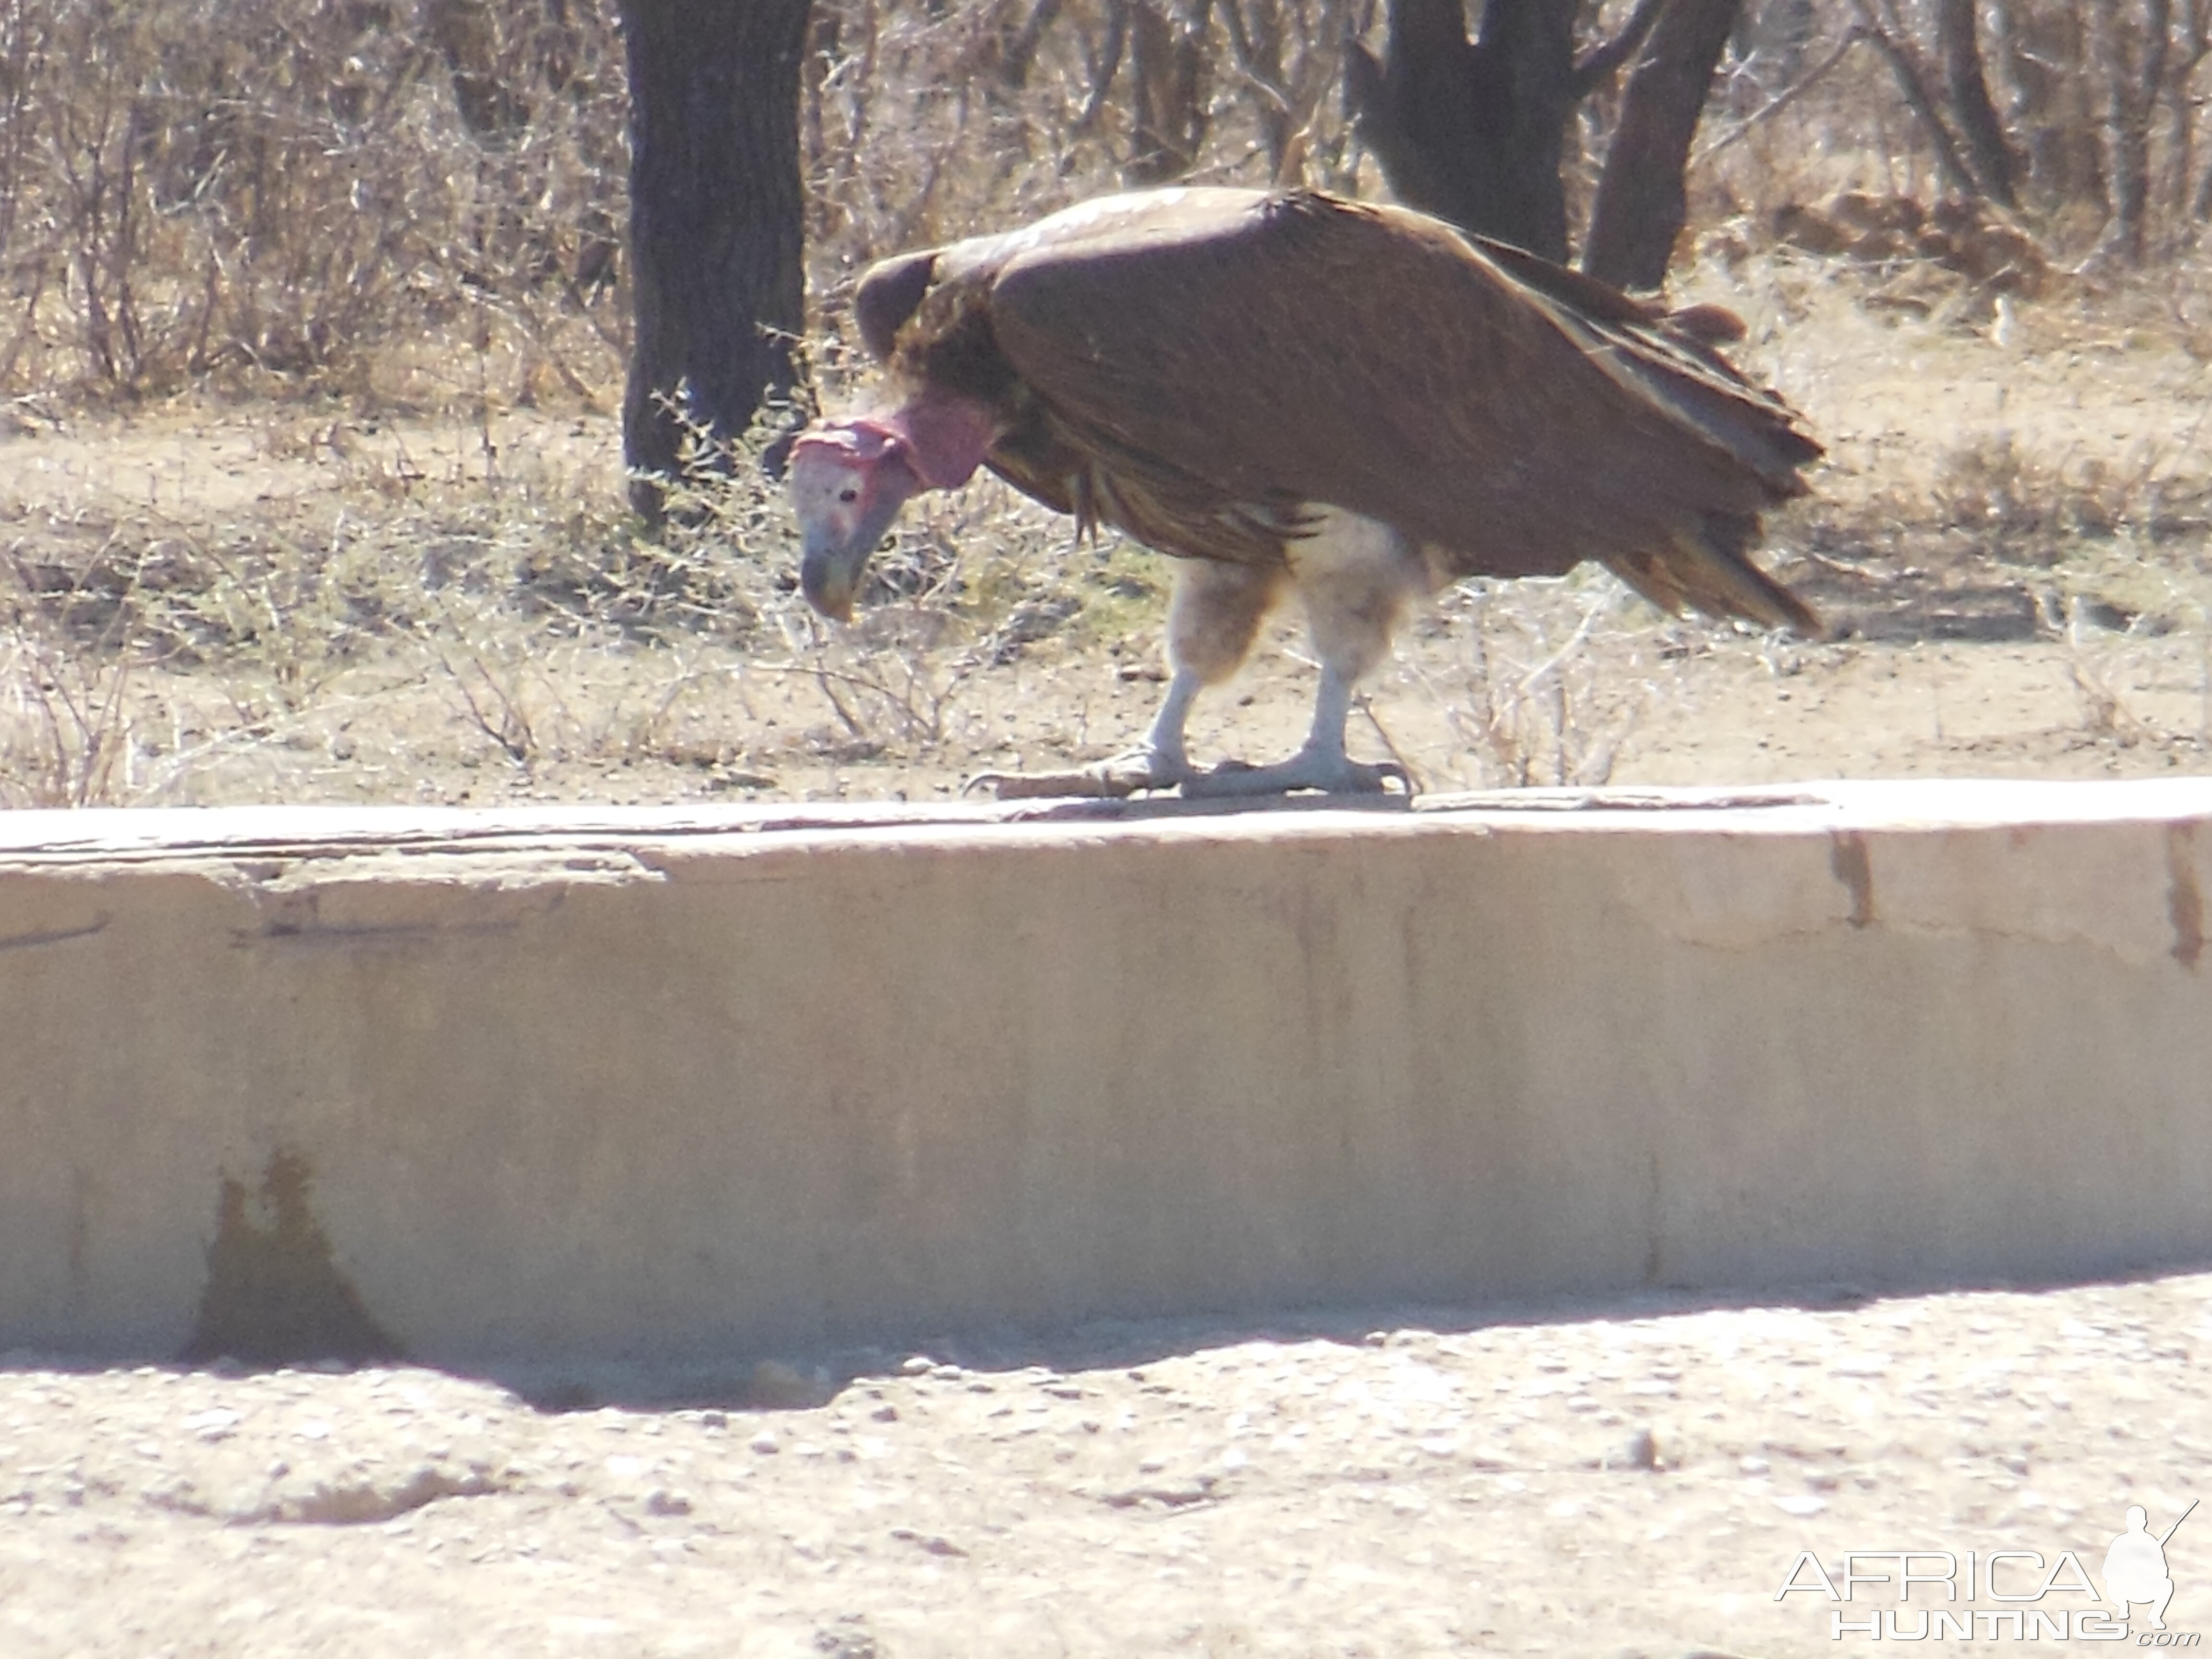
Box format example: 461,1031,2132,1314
983,192,1820,616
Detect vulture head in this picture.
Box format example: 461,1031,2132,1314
789,400,998,620
789,421,922,621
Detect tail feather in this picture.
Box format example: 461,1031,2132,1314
1605,517,1821,637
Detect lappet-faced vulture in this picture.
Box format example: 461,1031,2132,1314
790,187,1821,797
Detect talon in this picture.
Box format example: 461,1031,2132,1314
1180,754,1417,799
962,750,1185,801
984,770,1122,800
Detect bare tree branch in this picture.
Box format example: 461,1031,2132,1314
1571,0,1672,95
1848,0,1983,199
1692,28,1863,166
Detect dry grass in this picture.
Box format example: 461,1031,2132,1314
1395,580,1654,792
0,0,629,406
0,395,1139,805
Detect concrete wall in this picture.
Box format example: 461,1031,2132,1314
3,781,2209,1368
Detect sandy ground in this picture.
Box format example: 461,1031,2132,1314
3,1271,2208,1656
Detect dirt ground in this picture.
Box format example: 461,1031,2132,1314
1,1271,2207,1657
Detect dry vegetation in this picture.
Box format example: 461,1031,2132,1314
2,0,2212,808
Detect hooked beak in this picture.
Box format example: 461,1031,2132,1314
799,469,920,624
799,523,864,623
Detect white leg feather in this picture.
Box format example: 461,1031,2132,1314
979,511,1428,800
1183,508,1427,797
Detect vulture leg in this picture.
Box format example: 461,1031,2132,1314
1182,509,1422,798
978,559,1286,799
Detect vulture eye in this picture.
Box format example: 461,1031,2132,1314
837,487,859,504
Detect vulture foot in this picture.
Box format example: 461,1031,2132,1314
1182,754,1411,798
965,750,1189,801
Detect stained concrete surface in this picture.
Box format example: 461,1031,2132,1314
1,780,2208,1370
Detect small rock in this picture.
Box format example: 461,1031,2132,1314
1773,1493,1827,1517
1831,1353,1892,1378
644,1489,693,1517
749,1432,781,1456
1610,1428,1661,1471
814,1623,880,1659
889,1526,967,1557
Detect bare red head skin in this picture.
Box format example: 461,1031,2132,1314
789,393,998,622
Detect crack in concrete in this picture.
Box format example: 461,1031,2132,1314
0,914,110,952
1829,832,1876,929
2168,823,2205,970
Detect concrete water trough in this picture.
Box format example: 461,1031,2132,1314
3,780,2209,1370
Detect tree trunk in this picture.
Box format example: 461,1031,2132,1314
1936,0,2019,206
1346,0,1576,260
618,0,810,519
2086,0,2169,262
1986,0,2106,214
1580,0,1741,289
